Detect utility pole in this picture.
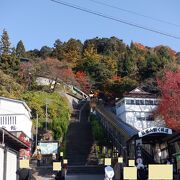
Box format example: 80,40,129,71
36,113,38,148
45,98,48,131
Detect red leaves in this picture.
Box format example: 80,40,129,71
38,58,77,85
75,71,91,94
157,71,180,130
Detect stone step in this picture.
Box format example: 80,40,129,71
67,165,104,175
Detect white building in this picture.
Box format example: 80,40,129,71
0,128,28,180
115,87,165,131
0,97,32,138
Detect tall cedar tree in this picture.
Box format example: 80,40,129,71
157,71,180,130
0,30,20,74
0,29,11,55
16,40,26,58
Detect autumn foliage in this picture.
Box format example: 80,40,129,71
37,58,77,85
75,71,92,94
157,71,180,130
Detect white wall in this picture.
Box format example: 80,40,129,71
0,99,30,118
116,97,158,113
115,97,161,130
0,147,4,180
0,99,32,138
6,151,17,180
0,147,18,180
36,77,55,86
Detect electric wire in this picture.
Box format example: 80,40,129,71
49,0,180,40
89,0,180,28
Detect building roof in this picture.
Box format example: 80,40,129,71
0,96,31,117
0,128,29,151
124,87,157,98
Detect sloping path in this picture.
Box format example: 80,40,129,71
65,101,95,166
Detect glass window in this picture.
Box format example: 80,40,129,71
146,115,154,121
145,100,154,105
140,100,144,105
136,117,145,121
136,100,140,105
126,99,135,105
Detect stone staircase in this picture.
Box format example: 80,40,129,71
67,165,104,175
65,101,98,168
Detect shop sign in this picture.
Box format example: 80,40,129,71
18,132,31,147
138,127,172,137
135,139,143,166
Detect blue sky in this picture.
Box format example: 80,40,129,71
0,0,180,52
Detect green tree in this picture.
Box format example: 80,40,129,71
176,52,180,64
0,70,24,98
16,40,26,58
40,46,52,59
0,54,20,74
63,38,83,66
22,91,71,140
107,76,138,98
90,114,107,145
0,30,20,75
52,39,64,60
0,29,11,55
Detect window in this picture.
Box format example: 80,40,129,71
136,116,145,121
5,116,7,125
146,116,154,121
140,100,144,105
136,100,140,105
8,117,11,125
145,100,154,105
126,99,135,105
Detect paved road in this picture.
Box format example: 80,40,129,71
33,167,104,180
34,174,104,180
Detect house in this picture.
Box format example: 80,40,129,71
115,87,165,131
0,128,29,180
0,96,32,138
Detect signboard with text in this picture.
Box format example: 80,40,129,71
39,141,58,155
138,127,172,138
135,139,143,166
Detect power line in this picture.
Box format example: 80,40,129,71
89,0,180,28
49,0,180,40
